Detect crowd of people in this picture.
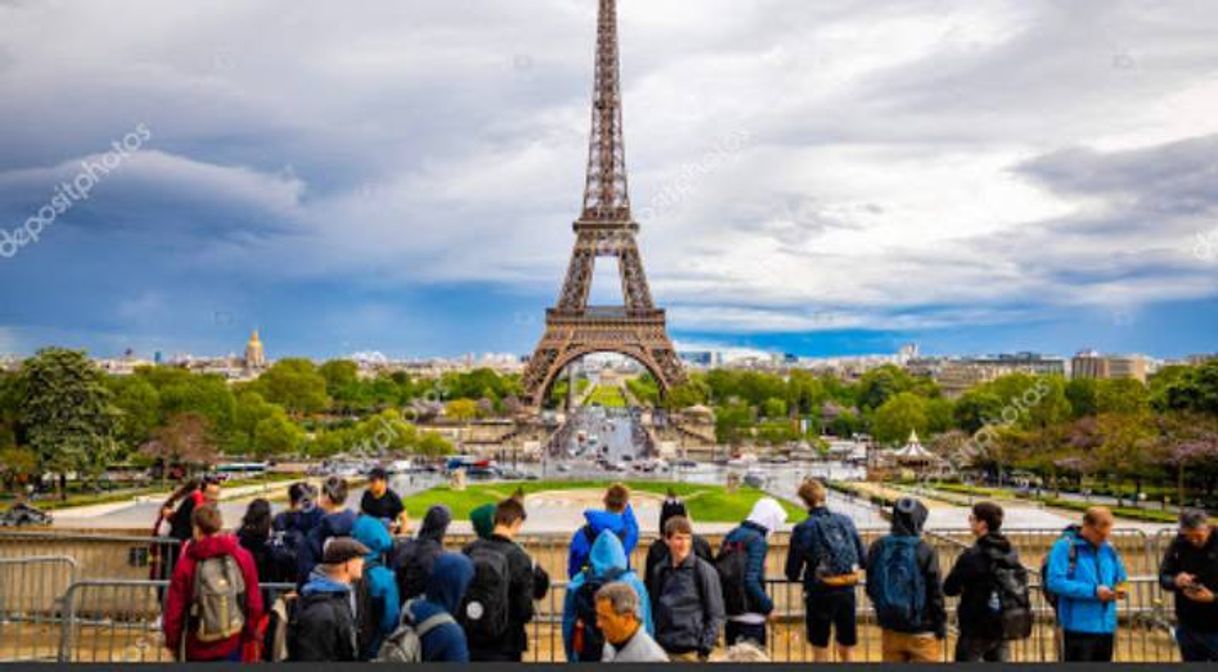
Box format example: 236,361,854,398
151,473,1218,664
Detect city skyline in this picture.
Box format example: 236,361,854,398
1,1,1216,360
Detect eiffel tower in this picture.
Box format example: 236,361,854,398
521,0,685,408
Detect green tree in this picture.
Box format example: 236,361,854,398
1065,378,1099,418
231,392,277,455
857,365,938,411
158,374,237,437
762,397,788,419
106,375,161,452
253,412,304,460
416,431,454,457
19,348,120,496
954,390,1003,434
1095,378,1149,415
714,400,754,446
319,359,359,397
871,392,929,444
1161,360,1218,416
664,379,710,411
252,359,330,415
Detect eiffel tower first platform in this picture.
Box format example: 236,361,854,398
521,0,685,409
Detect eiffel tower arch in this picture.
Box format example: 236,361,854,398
522,0,685,409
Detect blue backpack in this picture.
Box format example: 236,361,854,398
810,514,860,579
869,537,925,625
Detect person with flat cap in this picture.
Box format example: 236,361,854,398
289,537,371,661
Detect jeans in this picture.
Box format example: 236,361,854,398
1062,631,1115,662
1177,625,1218,662
954,635,1008,662
725,620,767,647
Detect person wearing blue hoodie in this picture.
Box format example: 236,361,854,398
1046,507,1128,662
563,529,654,662
567,483,639,579
405,553,475,662
297,477,360,588
351,514,401,660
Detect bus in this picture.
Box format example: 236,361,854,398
212,462,269,481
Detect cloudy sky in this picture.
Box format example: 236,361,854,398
0,0,1216,361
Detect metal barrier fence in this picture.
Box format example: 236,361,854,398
0,529,1184,663
0,556,79,662
32,576,1181,663
0,531,179,583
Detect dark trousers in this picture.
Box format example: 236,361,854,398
1177,625,1218,662
1062,631,1115,662
954,635,1008,662
725,620,767,647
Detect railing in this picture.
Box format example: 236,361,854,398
0,529,1184,663
0,556,79,662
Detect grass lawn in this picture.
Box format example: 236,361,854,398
585,385,628,408
404,480,803,523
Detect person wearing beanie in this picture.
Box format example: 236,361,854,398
644,494,713,589
289,537,370,661
470,502,496,541
865,498,946,663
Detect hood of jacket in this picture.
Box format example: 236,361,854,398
584,508,632,539
745,497,787,536
351,514,394,561
588,529,630,576
978,532,1019,566
891,497,929,537
423,552,474,613
470,503,496,540
301,567,353,597
418,505,452,543
185,533,243,561
659,498,688,532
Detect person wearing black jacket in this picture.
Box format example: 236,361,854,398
1159,510,1218,662
866,497,947,663
460,498,545,662
648,516,725,661
644,495,713,590
943,502,1021,662
290,538,369,662
395,504,452,601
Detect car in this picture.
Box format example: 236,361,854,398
621,454,633,462
0,503,53,528
556,464,572,473
676,459,698,469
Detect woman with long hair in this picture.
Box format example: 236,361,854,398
149,477,202,582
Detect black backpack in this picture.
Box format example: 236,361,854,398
714,538,750,616
571,567,626,661
460,543,512,646
394,538,442,602
1040,525,1081,610
991,559,1034,641
354,563,383,659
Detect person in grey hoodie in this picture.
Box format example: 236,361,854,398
598,582,668,663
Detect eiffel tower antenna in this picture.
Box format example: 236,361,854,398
521,0,684,409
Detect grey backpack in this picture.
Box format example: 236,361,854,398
191,554,246,642
375,602,455,663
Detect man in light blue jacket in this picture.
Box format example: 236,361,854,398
1045,507,1128,662
563,530,653,662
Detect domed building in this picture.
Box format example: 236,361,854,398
243,329,267,371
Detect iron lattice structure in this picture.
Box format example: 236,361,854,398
521,0,685,408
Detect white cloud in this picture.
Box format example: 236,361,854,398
1,0,1216,336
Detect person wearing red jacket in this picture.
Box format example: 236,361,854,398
163,504,264,661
